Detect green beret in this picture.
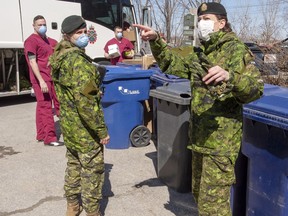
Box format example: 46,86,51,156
197,2,227,16
61,15,86,34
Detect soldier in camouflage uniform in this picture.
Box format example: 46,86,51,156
49,15,110,216
134,2,264,216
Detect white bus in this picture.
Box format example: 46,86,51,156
0,0,150,97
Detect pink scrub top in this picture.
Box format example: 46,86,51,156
104,37,134,65
24,34,57,84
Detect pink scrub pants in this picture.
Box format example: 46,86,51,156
32,81,59,144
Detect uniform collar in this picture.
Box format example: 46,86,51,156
201,31,236,55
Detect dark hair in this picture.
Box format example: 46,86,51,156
216,15,232,32
33,15,45,23
114,26,122,31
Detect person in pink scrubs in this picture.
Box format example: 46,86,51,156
104,26,134,65
24,15,63,146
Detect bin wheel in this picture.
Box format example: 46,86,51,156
130,125,151,147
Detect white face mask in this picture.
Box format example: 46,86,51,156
197,20,215,42
38,25,47,36
116,32,123,39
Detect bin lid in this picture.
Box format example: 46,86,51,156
116,62,142,68
150,71,190,84
103,65,154,82
150,82,191,105
243,84,288,129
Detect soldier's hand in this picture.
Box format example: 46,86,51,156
132,24,157,41
202,65,229,85
100,135,110,145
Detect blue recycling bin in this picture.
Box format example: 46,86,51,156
230,148,248,216
242,84,288,216
101,65,154,149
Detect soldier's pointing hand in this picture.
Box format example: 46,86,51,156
133,24,158,41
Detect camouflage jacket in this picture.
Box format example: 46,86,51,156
50,40,108,153
150,31,264,157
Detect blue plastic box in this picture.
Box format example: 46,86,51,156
242,84,288,216
101,65,154,149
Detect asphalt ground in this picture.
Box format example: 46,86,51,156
0,95,198,216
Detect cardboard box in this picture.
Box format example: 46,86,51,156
142,54,156,69
108,44,120,58
122,58,142,65
123,30,136,41
122,55,156,70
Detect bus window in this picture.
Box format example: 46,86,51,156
59,0,120,30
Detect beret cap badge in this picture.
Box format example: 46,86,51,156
201,3,208,12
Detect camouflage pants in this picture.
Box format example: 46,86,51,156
64,145,104,213
192,151,236,216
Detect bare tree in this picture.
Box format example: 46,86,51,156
133,0,150,24
229,6,257,42
258,0,282,43
147,0,185,43
149,0,222,44
132,0,222,45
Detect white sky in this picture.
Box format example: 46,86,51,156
221,0,288,40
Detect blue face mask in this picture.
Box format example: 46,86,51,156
38,25,47,36
116,32,123,39
75,34,89,48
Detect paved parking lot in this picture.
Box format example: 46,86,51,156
0,95,197,216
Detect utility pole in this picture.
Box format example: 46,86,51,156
182,8,197,46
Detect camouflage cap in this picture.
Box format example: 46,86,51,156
61,15,86,34
197,2,227,16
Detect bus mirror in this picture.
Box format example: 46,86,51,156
142,6,152,27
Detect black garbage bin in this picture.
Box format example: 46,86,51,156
150,82,192,193
150,71,190,144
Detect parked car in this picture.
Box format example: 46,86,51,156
244,42,278,75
